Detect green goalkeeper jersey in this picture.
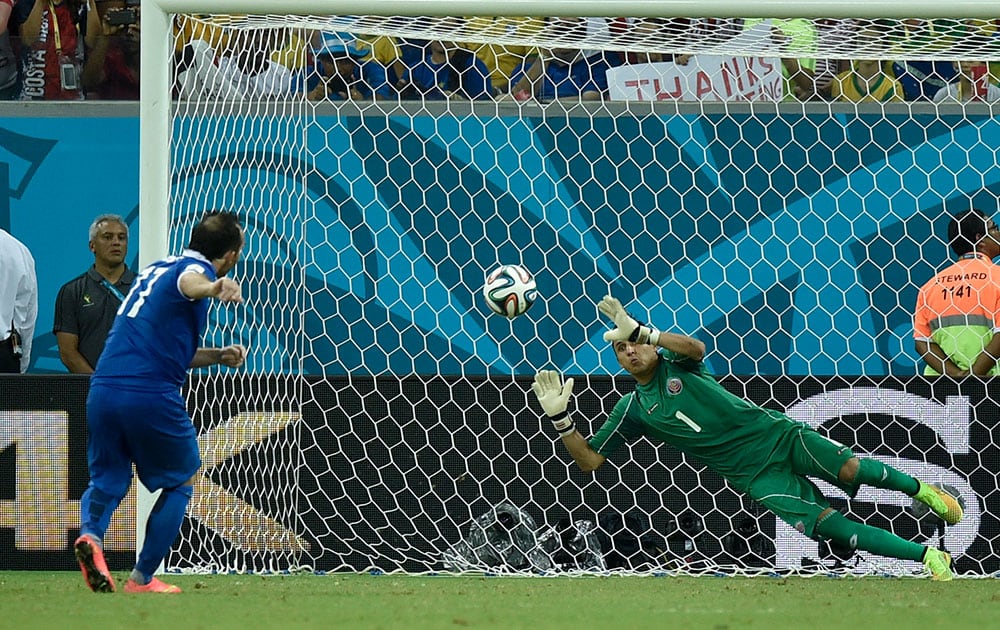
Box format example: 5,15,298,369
589,349,806,492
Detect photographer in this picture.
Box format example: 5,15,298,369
0,0,17,100
15,0,85,100
0,227,37,373
82,0,139,99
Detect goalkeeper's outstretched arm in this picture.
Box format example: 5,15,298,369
531,369,606,472
558,429,607,472
651,331,705,362
598,294,705,362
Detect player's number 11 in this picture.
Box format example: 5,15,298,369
119,266,170,318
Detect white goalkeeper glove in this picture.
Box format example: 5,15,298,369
531,370,576,437
598,295,660,345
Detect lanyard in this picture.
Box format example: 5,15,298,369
47,0,63,55
100,278,126,302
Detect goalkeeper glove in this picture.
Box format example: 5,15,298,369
598,295,660,345
531,370,576,437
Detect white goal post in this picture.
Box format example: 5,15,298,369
136,1,1000,576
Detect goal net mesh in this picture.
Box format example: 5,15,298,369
163,13,999,576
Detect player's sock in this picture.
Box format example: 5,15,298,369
79,484,125,540
815,510,925,562
134,484,193,581
853,459,921,495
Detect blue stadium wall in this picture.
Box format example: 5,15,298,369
3,103,999,376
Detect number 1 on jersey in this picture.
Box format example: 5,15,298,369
676,410,703,433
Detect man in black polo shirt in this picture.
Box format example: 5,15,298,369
53,214,136,373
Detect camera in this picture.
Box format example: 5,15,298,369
59,60,79,91
107,8,137,26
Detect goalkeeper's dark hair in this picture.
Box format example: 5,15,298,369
948,208,991,257
188,211,243,260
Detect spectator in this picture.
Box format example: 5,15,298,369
82,0,139,99
964,19,1000,80
743,18,818,101
812,19,856,99
218,28,306,99
933,60,1000,103
172,14,226,98
893,60,958,101
829,59,905,103
914,209,1000,376
394,37,427,79
173,12,229,56
53,214,135,374
504,18,619,102
889,20,960,101
306,31,392,101
268,27,309,75
617,17,690,65
505,17,618,102
397,40,493,100
176,28,305,101
470,42,537,94
352,33,404,86
506,46,612,102
0,227,37,373
0,0,18,99
15,0,84,100
462,16,543,94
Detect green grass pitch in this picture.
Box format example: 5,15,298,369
3,572,1000,628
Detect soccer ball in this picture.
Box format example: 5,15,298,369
483,264,537,318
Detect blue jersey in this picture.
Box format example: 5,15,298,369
407,54,493,100
539,54,612,100
92,250,216,392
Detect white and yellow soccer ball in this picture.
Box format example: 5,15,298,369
483,264,537,318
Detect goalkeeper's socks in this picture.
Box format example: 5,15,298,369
815,510,925,562
134,485,193,579
854,459,921,495
79,484,125,541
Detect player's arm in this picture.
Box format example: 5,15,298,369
55,332,94,374
970,332,1000,376
653,332,705,362
914,339,968,377
598,295,705,361
559,428,606,472
179,269,243,303
531,370,606,472
53,284,92,374
912,290,966,376
190,344,247,368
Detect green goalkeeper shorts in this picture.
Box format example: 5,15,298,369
745,427,856,538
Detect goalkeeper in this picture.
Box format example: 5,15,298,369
532,295,964,580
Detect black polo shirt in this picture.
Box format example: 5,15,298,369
53,266,136,369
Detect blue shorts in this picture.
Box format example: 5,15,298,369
86,383,201,495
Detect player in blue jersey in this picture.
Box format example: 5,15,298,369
532,295,964,580
74,211,246,594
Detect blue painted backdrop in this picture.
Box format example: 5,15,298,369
3,107,998,377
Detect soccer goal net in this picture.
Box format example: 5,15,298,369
146,2,1000,576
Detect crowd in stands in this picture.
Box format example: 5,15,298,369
1,7,998,103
